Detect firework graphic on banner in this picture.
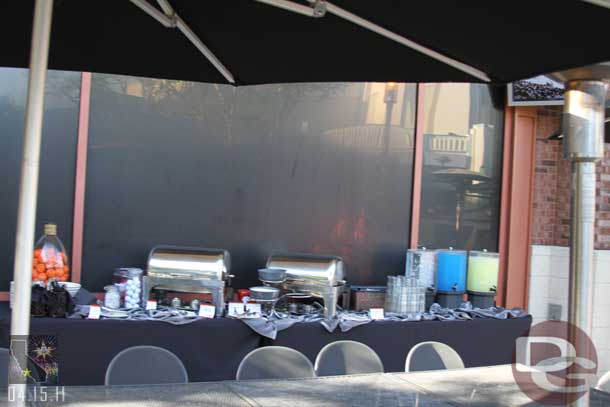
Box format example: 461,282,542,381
29,335,59,385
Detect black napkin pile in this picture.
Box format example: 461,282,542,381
30,281,75,318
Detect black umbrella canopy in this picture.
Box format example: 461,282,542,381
2,0,610,85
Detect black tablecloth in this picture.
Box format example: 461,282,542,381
0,305,262,385
263,316,533,372
0,303,531,385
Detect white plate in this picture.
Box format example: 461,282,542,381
59,282,81,297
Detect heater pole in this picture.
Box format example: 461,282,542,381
9,0,54,405
563,80,608,407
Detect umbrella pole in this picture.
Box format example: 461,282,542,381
563,80,608,407
8,0,53,403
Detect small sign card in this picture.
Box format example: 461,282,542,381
146,300,158,311
245,303,262,318
198,304,216,319
369,308,385,320
227,302,245,317
88,305,101,320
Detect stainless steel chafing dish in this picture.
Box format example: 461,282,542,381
266,253,346,318
142,245,233,316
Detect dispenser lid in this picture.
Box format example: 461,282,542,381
407,247,438,255
469,250,499,259
437,247,467,255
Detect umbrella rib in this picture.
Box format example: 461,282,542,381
256,0,491,81
156,0,235,84
582,0,610,9
156,0,174,15
173,15,236,84
130,0,236,84
323,2,491,82
255,0,319,16
130,0,174,27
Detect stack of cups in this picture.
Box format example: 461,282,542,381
385,276,396,311
385,275,425,314
395,276,410,314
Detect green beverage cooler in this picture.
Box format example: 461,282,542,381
467,250,499,308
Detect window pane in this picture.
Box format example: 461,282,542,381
0,68,80,290
83,78,416,289
418,83,504,251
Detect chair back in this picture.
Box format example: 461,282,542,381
597,370,610,392
236,346,315,381
0,348,8,388
105,345,188,385
315,340,384,376
405,341,464,372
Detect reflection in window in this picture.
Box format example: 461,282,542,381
84,76,416,288
418,83,504,251
0,68,81,291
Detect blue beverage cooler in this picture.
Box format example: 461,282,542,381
435,248,467,308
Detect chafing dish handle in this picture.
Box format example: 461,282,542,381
285,277,307,283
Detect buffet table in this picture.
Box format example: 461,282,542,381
0,304,532,385
264,316,532,372
0,304,261,386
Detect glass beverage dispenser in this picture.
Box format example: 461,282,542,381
405,248,437,291
467,250,499,293
405,248,437,309
436,248,467,293
435,248,467,309
467,250,499,308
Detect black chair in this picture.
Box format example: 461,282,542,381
405,341,464,372
314,340,384,376
105,345,188,385
236,346,315,381
0,348,8,388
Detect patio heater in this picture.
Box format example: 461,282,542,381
383,82,398,155
553,64,610,407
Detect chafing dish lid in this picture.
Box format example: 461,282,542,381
266,252,345,285
146,245,231,279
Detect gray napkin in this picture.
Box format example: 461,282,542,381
240,316,305,339
338,313,373,332
320,318,340,333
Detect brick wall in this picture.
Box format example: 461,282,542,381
599,153,610,248
531,107,610,249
